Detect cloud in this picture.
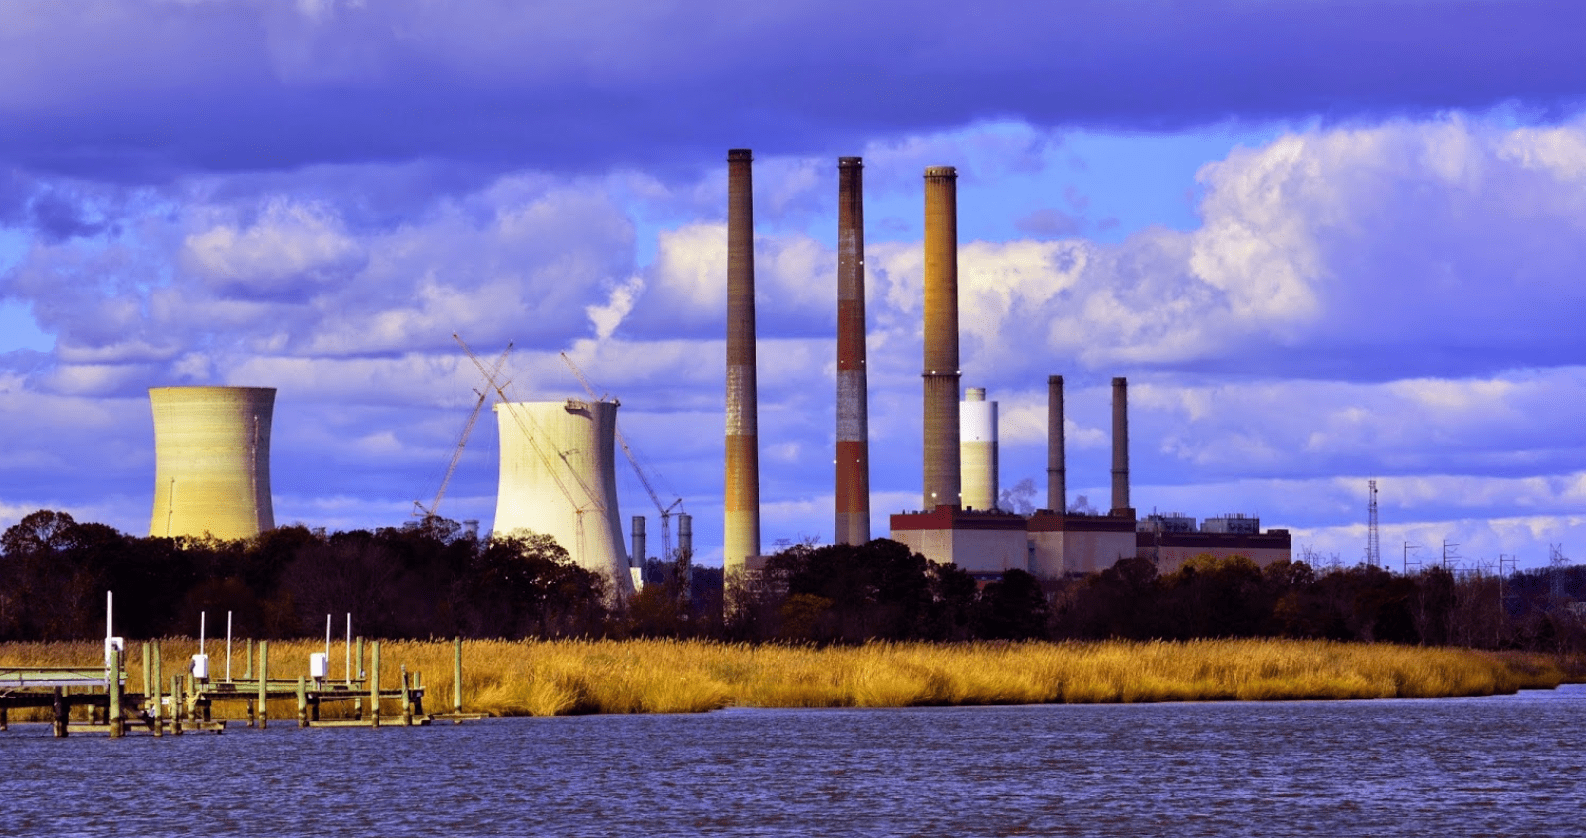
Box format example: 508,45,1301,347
3,1,1585,179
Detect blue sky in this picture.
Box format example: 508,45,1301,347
3,0,1586,571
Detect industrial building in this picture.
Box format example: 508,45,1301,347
883,167,1291,579
492,399,636,600
148,385,276,540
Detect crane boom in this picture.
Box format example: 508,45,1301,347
417,345,512,521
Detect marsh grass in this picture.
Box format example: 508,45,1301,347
1,639,1574,721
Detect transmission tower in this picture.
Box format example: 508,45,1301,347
1366,479,1381,568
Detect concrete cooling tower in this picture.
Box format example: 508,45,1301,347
148,386,276,540
492,399,636,600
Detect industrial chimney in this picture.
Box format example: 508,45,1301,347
835,156,871,544
148,386,276,540
493,399,635,600
1111,376,1133,518
724,148,762,577
922,166,961,510
960,388,997,511
1048,375,1065,514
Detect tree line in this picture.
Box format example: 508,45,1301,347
3,509,1583,652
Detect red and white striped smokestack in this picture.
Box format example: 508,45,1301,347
922,166,961,510
1048,375,1065,513
1111,376,1133,517
724,149,761,577
835,156,871,544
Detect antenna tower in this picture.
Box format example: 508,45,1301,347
1366,479,1381,568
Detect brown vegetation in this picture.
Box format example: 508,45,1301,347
3,638,1576,720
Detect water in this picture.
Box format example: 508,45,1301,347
3,686,1584,836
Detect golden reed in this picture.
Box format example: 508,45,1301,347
3,638,1576,720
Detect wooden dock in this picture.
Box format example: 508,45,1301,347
1,637,481,737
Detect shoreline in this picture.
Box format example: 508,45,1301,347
3,638,1576,720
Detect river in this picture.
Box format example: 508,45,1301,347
3,685,1583,836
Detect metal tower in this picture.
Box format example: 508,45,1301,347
1366,479,1380,567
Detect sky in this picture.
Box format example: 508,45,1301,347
4,0,1586,571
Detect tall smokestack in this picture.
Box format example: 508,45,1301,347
922,166,961,510
724,149,761,577
1111,376,1132,517
835,156,871,544
960,387,997,511
1048,375,1065,513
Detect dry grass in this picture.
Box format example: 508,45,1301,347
2,638,1571,720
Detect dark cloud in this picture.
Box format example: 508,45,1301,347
2,0,1583,180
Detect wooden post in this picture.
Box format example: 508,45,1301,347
108,646,125,738
141,641,151,702
353,637,365,720
171,675,183,735
400,667,412,726
369,641,380,728
453,637,463,715
0,705,7,731
184,672,195,725
257,639,269,729
52,687,67,738
414,670,425,717
152,642,163,738
244,638,253,679
297,677,308,728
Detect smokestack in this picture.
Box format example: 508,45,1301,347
631,515,646,567
960,388,997,511
835,156,871,544
1111,376,1133,518
922,166,961,510
724,149,761,577
1048,375,1065,513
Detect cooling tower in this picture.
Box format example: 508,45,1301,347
148,386,275,540
724,148,762,578
492,399,635,600
835,156,871,544
922,166,962,510
960,388,998,511
1048,375,1065,513
1111,377,1133,517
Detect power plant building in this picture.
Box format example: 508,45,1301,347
492,399,636,600
148,385,276,540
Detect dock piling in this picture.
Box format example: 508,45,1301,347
152,642,163,737
108,646,124,738
297,677,308,728
453,637,463,715
52,687,67,738
370,641,380,728
257,640,268,729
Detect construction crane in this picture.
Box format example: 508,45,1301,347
561,351,686,562
456,334,600,561
414,345,512,524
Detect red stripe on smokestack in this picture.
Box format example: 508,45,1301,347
1048,375,1065,513
1111,376,1133,517
922,166,961,511
835,156,871,544
725,149,760,576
